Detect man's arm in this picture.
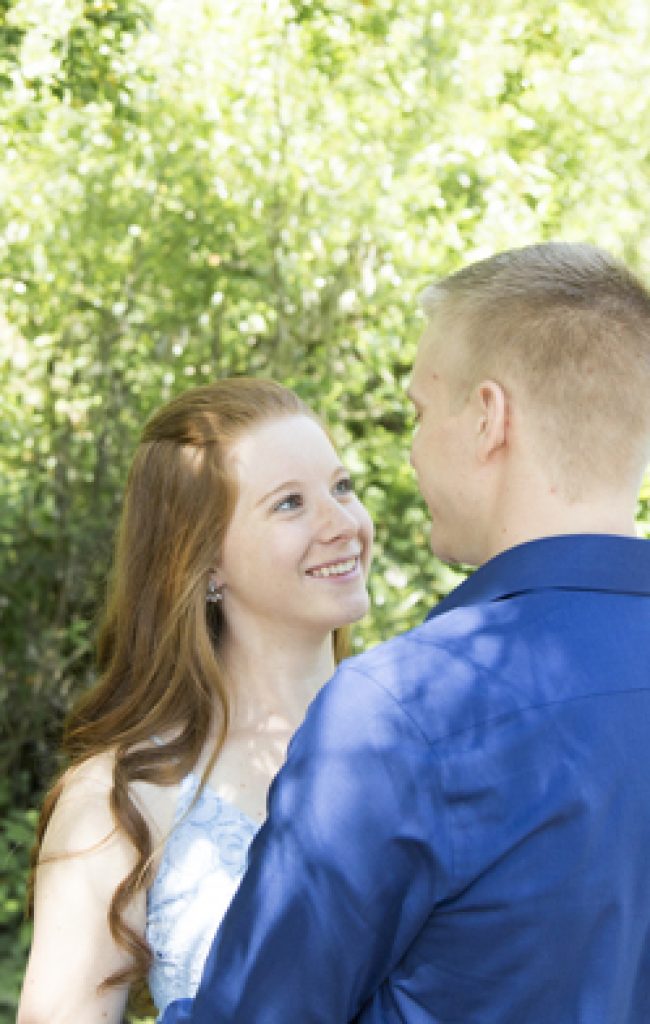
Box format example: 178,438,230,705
160,663,449,1023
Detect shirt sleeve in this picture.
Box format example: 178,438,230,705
160,663,449,1023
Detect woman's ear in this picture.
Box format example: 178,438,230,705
474,379,508,463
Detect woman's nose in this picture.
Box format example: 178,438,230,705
317,495,357,541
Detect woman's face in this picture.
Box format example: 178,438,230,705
215,414,373,643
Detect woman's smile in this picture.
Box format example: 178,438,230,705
305,555,361,579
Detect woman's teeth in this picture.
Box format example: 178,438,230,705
307,557,357,578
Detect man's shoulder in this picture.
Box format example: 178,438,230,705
328,601,525,746
330,569,650,747
345,595,519,682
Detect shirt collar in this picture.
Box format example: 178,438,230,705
426,534,650,621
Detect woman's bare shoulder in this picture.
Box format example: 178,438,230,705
42,747,172,856
40,751,119,859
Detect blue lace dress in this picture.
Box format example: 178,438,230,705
146,770,259,1017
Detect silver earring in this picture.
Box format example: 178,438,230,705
206,582,223,604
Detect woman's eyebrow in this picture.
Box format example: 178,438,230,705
255,465,347,507
255,479,301,507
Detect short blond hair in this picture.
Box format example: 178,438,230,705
421,242,650,493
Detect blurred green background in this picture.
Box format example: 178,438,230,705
2,0,650,1018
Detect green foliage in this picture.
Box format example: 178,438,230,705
0,781,36,1022
2,0,650,1014
1,0,150,108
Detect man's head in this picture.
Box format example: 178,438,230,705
409,242,650,565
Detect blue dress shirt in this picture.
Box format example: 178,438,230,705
160,535,650,1023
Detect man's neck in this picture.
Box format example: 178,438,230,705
483,489,638,564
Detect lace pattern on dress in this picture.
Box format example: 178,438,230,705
146,771,259,1015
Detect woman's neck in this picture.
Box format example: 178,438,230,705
219,626,336,735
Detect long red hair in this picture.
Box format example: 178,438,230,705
29,378,349,992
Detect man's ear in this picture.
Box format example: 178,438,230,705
474,379,508,462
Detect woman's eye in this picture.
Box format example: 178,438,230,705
274,493,303,512
333,476,353,497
